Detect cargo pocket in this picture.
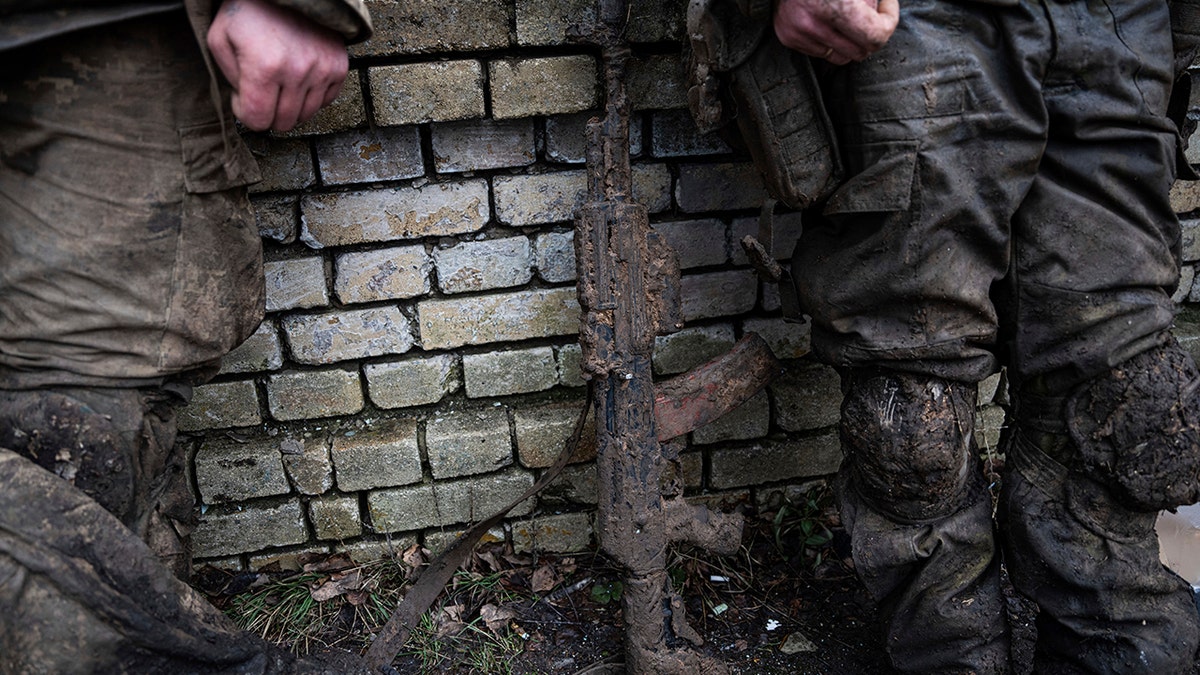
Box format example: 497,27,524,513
821,140,919,217
158,121,264,374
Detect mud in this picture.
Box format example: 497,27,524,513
840,371,978,522
1068,339,1200,510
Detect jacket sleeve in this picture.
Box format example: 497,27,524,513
269,0,371,43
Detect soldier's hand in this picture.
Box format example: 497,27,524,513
207,0,349,132
775,0,899,65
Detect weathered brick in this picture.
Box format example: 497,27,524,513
178,380,262,432
368,469,535,531
978,371,1006,407
315,126,424,185
433,237,533,294
283,306,414,365
1175,264,1196,303
301,180,489,248
741,317,812,361
493,171,584,226
334,245,432,304
541,463,597,506
627,0,686,42
350,0,510,57
249,546,332,572
493,164,669,226
652,324,736,376
281,436,333,495
976,404,1007,455
218,322,284,376
652,110,724,157
710,431,842,489
680,451,703,489
731,212,804,265
424,527,506,555
686,485,748,511
692,390,770,445
267,368,364,421
629,54,687,111
512,512,593,553
426,406,513,478
513,400,596,468
544,111,643,164
195,438,290,504
760,281,782,314
194,556,243,571
370,61,485,125
652,219,727,269
309,495,363,540
264,257,328,312
193,499,308,558
1171,179,1200,214
681,270,758,321
252,194,298,244
365,354,461,409
432,119,537,173
489,56,599,119
418,287,580,350
332,418,423,491
338,537,418,563
244,136,315,193
1177,308,1200,366
430,471,534,522
556,343,587,388
676,162,767,213
287,76,367,136
464,346,558,398
633,163,674,213
769,361,842,432
514,0,592,46
1182,218,1200,263
535,230,577,283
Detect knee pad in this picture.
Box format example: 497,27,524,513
0,389,136,523
841,371,980,522
1067,339,1200,511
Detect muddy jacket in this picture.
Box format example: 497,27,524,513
0,0,372,50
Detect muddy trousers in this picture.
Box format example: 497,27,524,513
0,386,196,579
837,371,1009,674
0,447,371,675
1000,435,1200,674
997,338,1200,673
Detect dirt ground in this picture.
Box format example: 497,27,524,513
196,489,1199,675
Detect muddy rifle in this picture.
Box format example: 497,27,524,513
572,1,781,673
360,2,780,668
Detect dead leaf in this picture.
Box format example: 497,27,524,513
479,603,516,635
301,551,355,573
434,604,465,638
310,569,363,602
531,564,559,594
345,589,371,606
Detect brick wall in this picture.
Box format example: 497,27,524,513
182,0,1200,570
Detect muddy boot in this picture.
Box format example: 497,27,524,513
838,370,1010,674
0,386,196,579
1001,341,1200,673
0,447,374,675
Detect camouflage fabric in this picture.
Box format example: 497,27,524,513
0,0,371,50
0,11,264,390
0,447,374,675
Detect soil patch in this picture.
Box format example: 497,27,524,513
197,495,1199,674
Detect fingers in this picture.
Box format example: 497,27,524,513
207,0,349,133
775,0,899,63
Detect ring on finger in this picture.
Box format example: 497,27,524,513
822,46,833,58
